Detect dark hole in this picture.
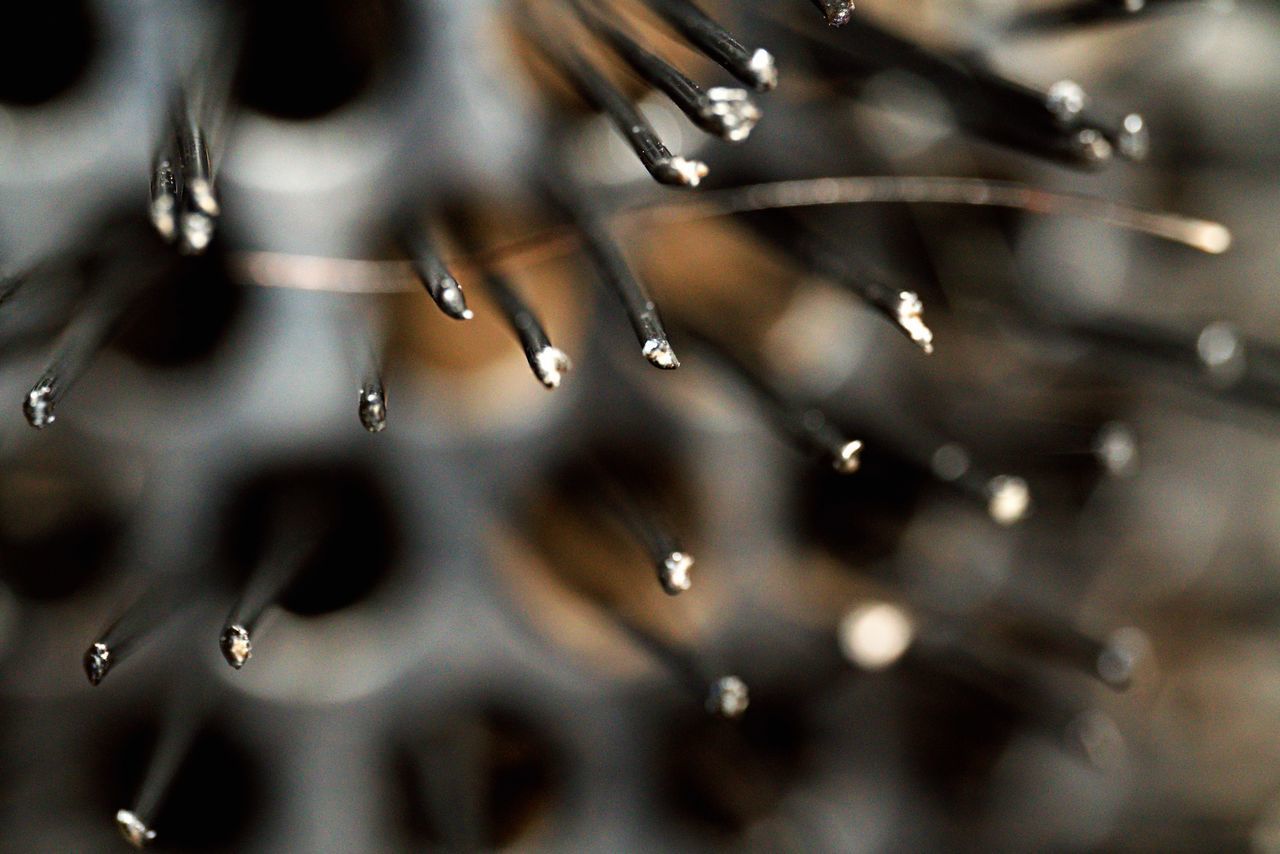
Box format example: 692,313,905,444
0,468,119,600
659,691,810,838
797,445,930,569
98,719,261,851
390,707,564,849
0,1,96,106
899,654,1028,816
224,463,399,616
233,0,406,120
114,250,243,368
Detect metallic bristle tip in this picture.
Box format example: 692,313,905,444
220,624,252,669
23,383,55,429
179,212,215,255
707,675,750,719
116,810,156,849
150,177,178,242
832,439,863,474
186,179,221,218
150,206,177,244
439,282,474,320
825,4,854,27
703,87,761,142
84,642,112,686
657,156,709,188
1118,113,1149,161
1075,129,1113,165
359,385,388,433
660,551,694,595
895,291,934,354
643,338,681,370
748,49,778,91
533,346,572,390
1046,80,1087,125
1097,629,1142,689
987,475,1031,525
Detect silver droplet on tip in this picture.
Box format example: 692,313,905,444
660,552,694,595
84,642,112,686
220,624,252,669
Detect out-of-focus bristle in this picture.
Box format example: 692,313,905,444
706,675,750,719
987,475,1031,525
115,810,156,849
660,551,694,595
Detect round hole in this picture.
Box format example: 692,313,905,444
232,0,408,120
222,463,400,617
797,445,930,569
113,250,244,368
96,719,262,850
388,707,565,849
0,466,120,601
0,1,96,106
659,691,810,839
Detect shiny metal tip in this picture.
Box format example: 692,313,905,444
23,383,55,429
84,642,112,686
179,212,215,255
439,281,474,321
533,346,572,390
643,338,681,370
116,810,156,849
707,675,750,719
358,384,388,433
1118,113,1149,161
220,624,252,669
826,6,853,27
749,49,778,91
660,551,694,595
186,178,220,218
987,475,1031,525
1075,129,1113,165
703,87,761,143
1046,80,1087,125
657,157,709,188
896,292,934,354
832,440,863,474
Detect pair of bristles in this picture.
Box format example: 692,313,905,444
148,24,235,256
519,0,782,188
762,2,1148,168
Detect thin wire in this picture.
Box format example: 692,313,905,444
230,175,1229,293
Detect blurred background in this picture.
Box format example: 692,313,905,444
0,0,1277,850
